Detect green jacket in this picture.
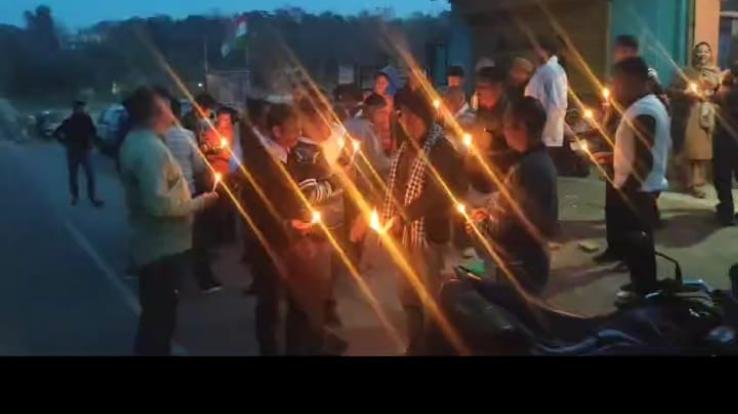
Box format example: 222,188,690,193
119,128,206,267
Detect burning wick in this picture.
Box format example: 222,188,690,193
583,108,594,120
212,172,222,192
220,138,228,149
352,140,361,153
602,87,611,100
462,133,473,148
580,140,589,153
689,82,699,94
456,203,467,215
369,209,382,232
432,98,441,110
310,210,322,225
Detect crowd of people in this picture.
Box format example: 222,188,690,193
52,33,738,356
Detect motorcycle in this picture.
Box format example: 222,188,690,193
433,248,738,356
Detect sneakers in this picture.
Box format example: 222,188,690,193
200,280,223,294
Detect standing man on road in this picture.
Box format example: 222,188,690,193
602,57,671,299
54,100,104,207
382,90,463,355
525,37,569,167
119,87,219,355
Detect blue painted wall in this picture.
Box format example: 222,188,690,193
447,9,474,93
609,0,691,86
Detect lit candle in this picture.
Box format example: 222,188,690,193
462,133,473,149
352,139,361,153
432,98,441,110
583,108,594,120
369,209,383,233
580,140,589,153
212,172,222,192
456,203,467,215
310,210,322,225
602,87,610,100
220,137,228,149
689,82,699,94
337,135,346,150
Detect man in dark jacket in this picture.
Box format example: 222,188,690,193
382,90,464,355
469,97,559,294
54,100,104,207
467,66,514,193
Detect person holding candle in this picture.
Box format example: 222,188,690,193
670,42,721,198
525,37,569,168
118,87,219,355
157,88,223,294
607,57,671,299
595,34,668,266
466,66,513,195
345,93,393,265
467,97,559,294
290,96,348,340
382,89,463,355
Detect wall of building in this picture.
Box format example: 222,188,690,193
694,0,722,57
609,0,691,87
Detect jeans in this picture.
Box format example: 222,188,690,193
251,239,332,355
66,149,97,200
398,242,447,355
713,132,738,221
192,210,219,290
611,189,659,294
134,253,186,356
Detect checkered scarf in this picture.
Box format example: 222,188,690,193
383,124,445,248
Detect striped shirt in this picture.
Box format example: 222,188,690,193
163,125,205,194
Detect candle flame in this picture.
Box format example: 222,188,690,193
462,133,472,148
689,82,699,93
602,87,610,99
311,210,322,224
369,209,382,232
456,203,466,215
337,135,346,150
432,98,441,110
583,108,594,120
220,138,228,149
352,139,361,152
214,172,222,183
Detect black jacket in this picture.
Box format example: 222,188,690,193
393,133,464,244
55,113,97,151
239,136,302,254
485,145,559,291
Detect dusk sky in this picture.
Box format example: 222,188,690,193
0,0,450,29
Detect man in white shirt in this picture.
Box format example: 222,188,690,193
525,38,569,149
604,57,671,299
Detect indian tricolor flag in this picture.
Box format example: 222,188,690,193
221,15,249,57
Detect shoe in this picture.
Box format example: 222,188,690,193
91,199,105,208
593,249,621,264
71,196,78,206
612,261,629,273
200,280,223,294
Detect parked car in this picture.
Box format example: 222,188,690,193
96,104,127,157
35,110,66,139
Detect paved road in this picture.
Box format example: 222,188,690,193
2,137,737,355
0,139,403,356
